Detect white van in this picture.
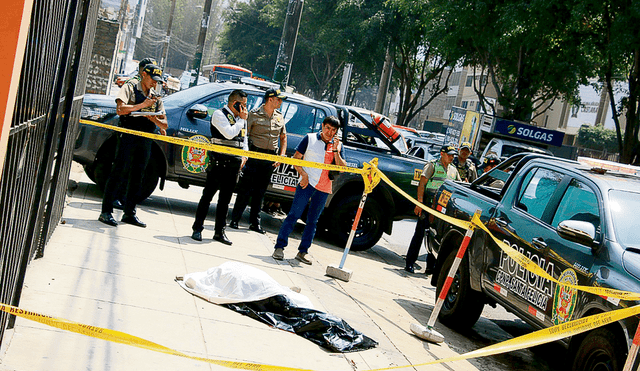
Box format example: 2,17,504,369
480,138,552,162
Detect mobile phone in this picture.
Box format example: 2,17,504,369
233,101,241,111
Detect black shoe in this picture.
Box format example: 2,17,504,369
98,212,118,227
424,267,435,276
112,200,124,210
228,221,239,229
121,214,146,228
191,230,202,241
249,224,266,234
404,266,415,274
213,230,232,245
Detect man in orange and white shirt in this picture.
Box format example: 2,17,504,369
271,116,346,265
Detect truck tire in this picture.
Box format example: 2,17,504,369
92,149,159,203
330,195,384,251
435,249,484,330
571,328,625,371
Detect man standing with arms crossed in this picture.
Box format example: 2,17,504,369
229,88,287,234
191,89,248,244
404,144,461,274
98,64,168,228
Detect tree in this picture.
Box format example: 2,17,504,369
135,0,226,72
579,0,640,163
218,0,387,100
577,125,619,153
432,0,593,122
379,1,462,127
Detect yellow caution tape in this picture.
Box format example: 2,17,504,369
5,299,640,371
375,167,472,230
0,303,312,371
371,304,640,370
79,119,364,175
471,214,640,301
361,158,381,194
375,164,640,301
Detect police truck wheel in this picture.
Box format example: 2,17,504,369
138,160,159,202
571,328,625,371
330,195,384,251
435,249,484,330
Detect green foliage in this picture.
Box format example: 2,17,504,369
430,0,593,122
577,125,619,153
218,0,387,100
134,0,227,72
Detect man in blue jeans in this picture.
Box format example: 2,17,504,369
271,116,346,265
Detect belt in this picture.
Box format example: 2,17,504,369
249,144,278,155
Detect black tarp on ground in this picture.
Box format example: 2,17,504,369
224,294,378,353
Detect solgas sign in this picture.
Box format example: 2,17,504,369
493,119,564,147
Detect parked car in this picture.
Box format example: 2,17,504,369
74,82,429,250
393,125,422,148
114,70,137,88
430,153,640,371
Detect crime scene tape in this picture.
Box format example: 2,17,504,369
0,303,312,371
374,163,640,302
5,299,640,371
79,119,363,175
370,304,640,370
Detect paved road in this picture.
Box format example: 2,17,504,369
378,219,566,371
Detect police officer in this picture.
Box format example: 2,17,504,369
229,88,287,234
191,90,248,244
404,144,461,274
111,57,159,210
453,141,477,182
98,64,168,228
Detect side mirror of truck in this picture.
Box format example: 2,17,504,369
557,220,596,247
187,104,208,119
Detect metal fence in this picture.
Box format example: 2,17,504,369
0,0,99,346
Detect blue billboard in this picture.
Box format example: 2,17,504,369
493,120,564,147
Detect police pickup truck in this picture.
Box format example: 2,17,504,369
428,153,640,371
74,82,428,250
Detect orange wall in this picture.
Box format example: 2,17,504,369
0,0,33,181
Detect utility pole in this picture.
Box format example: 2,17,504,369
272,0,304,87
375,46,393,115
190,0,213,88
160,0,177,69
337,63,353,105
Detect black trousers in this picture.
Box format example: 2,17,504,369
230,150,275,226
405,215,435,270
101,133,152,215
192,156,242,233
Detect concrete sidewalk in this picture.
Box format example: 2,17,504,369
0,164,486,371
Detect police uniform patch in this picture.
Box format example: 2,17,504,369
552,268,578,325
181,135,211,174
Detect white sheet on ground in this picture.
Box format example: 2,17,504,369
177,261,314,309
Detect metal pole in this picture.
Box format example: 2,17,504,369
160,0,177,69
339,191,367,269
190,0,213,88
410,209,481,343
623,321,640,371
272,0,304,86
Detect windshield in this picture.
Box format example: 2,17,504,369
609,190,640,247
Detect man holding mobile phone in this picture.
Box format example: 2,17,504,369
191,89,248,244
98,64,168,228
229,88,287,234
271,116,346,264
